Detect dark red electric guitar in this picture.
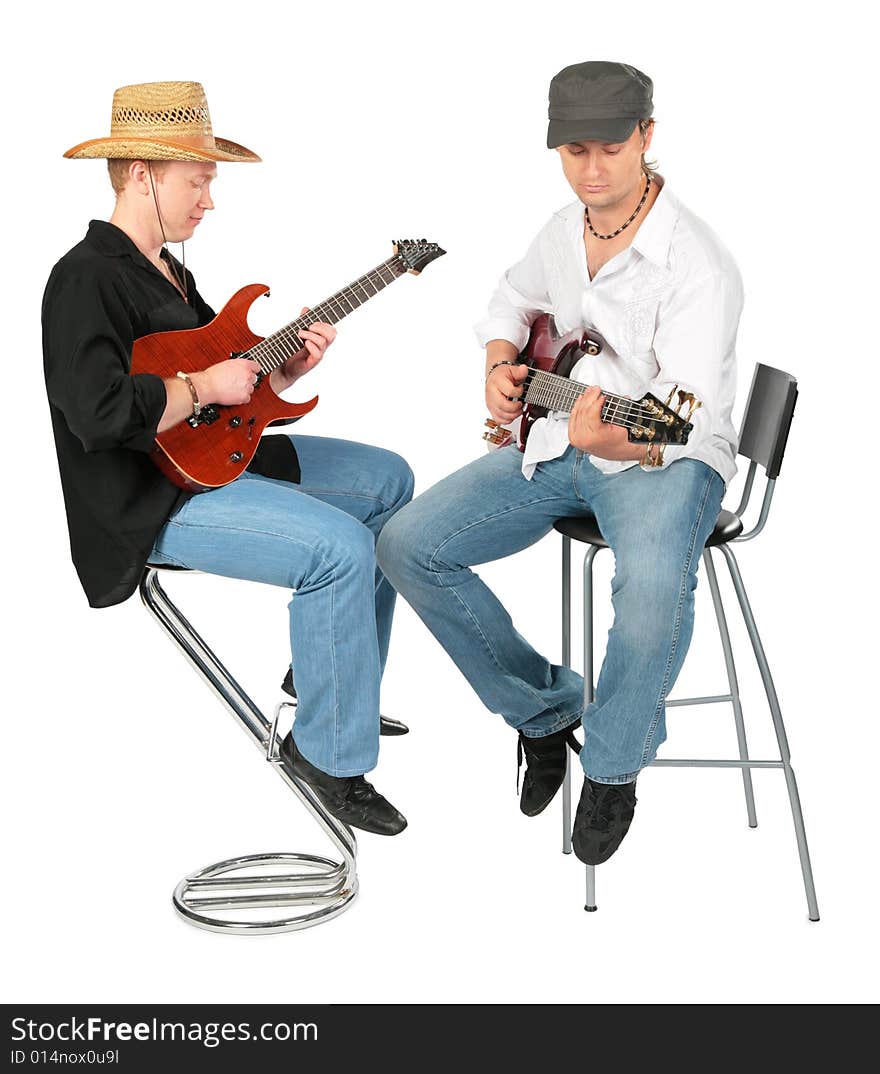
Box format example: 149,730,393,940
483,313,700,463
130,239,445,492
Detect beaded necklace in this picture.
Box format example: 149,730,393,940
585,174,652,240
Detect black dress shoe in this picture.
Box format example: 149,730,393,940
278,733,407,836
517,721,582,816
572,777,637,865
280,669,409,737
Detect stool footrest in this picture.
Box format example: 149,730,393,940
173,853,358,934
650,758,784,768
665,694,734,707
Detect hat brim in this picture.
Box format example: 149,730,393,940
547,116,639,149
63,135,261,163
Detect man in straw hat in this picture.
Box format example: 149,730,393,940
378,61,743,864
43,81,411,835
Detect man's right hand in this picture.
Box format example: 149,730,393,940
192,358,264,405
485,362,528,425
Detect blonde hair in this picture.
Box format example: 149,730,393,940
107,158,169,195
639,118,658,179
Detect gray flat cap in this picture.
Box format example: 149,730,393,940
547,60,653,148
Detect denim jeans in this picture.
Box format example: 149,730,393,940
150,434,414,777
376,445,724,784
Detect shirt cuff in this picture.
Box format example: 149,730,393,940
126,372,168,452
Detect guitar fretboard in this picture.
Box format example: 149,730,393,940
523,368,649,428
244,256,408,373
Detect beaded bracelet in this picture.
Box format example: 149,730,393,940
485,359,516,384
176,371,201,418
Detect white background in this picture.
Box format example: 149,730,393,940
4,0,877,1004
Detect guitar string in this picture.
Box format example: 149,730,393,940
248,243,437,368
247,261,400,369
243,258,406,372
522,369,674,418
246,262,399,370
517,369,688,432
269,256,408,353
522,370,644,419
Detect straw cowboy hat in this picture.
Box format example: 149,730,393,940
64,81,261,163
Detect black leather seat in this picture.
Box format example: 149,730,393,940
554,507,743,549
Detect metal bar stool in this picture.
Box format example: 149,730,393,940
555,363,820,921
139,564,358,934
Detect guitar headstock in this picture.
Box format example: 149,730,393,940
629,389,701,447
393,238,446,275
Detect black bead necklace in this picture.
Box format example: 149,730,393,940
585,174,652,240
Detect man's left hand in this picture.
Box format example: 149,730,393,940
568,387,643,461
270,307,336,394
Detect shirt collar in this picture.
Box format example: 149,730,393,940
86,219,145,259
86,219,186,291
629,179,679,268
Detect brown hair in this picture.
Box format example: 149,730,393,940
639,118,658,179
107,158,169,195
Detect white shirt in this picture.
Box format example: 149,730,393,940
474,182,743,484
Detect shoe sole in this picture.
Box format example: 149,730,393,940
520,783,564,817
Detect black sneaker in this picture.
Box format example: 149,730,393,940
572,777,637,864
278,733,407,836
281,669,409,736
517,722,581,817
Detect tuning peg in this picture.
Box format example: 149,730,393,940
664,384,679,408
483,418,510,446
676,391,702,422
485,427,513,444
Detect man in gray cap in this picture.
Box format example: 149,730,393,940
378,61,742,865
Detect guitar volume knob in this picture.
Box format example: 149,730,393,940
230,451,243,462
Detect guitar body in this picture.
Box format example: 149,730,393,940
518,313,597,451
130,284,319,493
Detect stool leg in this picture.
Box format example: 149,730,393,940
561,538,573,854
717,546,820,922
140,568,268,746
140,568,359,933
703,549,758,828
582,545,601,912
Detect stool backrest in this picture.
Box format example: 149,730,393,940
737,364,798,480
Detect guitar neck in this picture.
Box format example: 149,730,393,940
524,367,647,430
245,256,408,372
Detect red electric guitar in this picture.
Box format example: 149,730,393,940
131,239,445,492
483,313,699,463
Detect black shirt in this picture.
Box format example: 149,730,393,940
42,220,300,608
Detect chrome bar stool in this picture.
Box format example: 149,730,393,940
555,363,819,921
140,564,358,934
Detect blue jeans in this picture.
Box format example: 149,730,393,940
150,435,414,777
376,445,723,784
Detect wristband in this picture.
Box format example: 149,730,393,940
176,371,201,418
